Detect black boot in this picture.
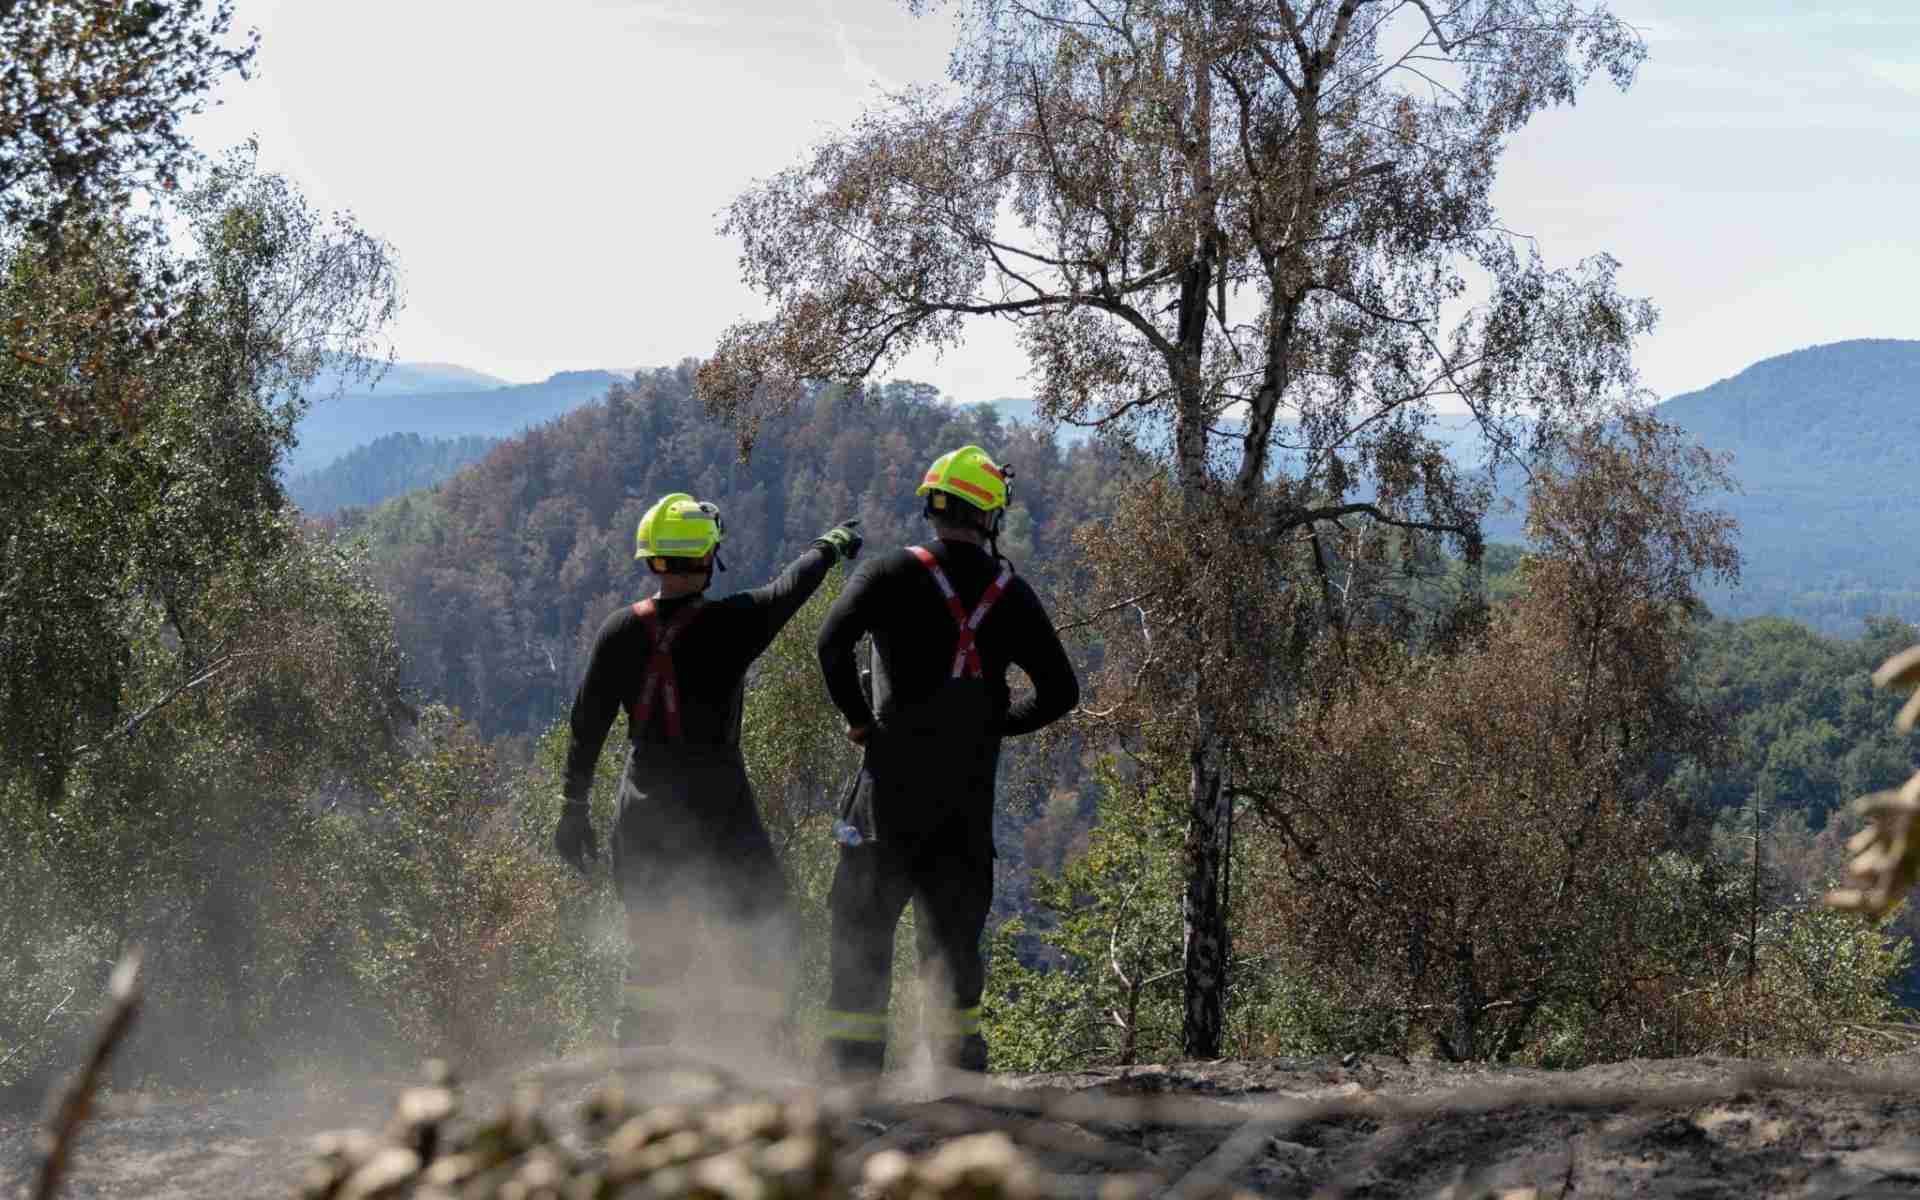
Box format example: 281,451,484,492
823,1038,886,1081
932,1033,989,1073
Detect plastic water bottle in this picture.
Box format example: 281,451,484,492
832,820,864,847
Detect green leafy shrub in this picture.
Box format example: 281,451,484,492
340,708,621,1069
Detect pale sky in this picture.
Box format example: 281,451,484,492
184,1,1920,405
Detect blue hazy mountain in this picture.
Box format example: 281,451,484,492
288,368,626,475
303,359,511,398
1471,339,1920,631
973,398,1090,446
286,342,1920,636
1652,339,1920,631
981,342,1920,633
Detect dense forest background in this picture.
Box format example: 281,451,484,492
294,339,1920,636
329,367,1131,739
307,359,1920,1001
288,432,501,514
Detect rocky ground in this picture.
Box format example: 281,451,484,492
10,1051,1920,1198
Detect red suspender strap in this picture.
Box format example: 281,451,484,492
907,546,1015,680
628,597,704,739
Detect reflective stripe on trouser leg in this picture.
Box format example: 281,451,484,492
908,821,995,1073
821,1009,889,1043
720,986,788,1022
925,1005,988,1071
826,843,912,1074
822,1008,889,1077
925,1005,982,1037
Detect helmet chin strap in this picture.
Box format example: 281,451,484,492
989,468,1012,562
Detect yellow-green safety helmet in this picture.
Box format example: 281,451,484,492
634,493,725,566
917,445,1009,515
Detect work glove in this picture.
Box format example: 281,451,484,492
812,518,863,563
553,801,599,875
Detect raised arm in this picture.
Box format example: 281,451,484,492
736,544,836,656
735,520,862,658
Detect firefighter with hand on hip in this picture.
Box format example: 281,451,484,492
815,446,1079,1076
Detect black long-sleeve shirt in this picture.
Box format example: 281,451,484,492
816,539,1079,740
563,546,835,801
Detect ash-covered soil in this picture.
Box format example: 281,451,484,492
9,1051,1920,1198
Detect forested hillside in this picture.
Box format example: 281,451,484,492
1681,615,1920,827
335,364,1138,740
294,340,1920,643
1652,340,1920,632
288,432,500,515
330,363,1920,1002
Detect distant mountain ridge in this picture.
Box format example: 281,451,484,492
983,343,1920,634
1650,339,1920,631
290,341,1920,636
303,359,511,398
1657,339,1920,493
288,368,626,474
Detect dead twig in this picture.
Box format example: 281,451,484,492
31,950,143,1200
1559,1134,1580,1198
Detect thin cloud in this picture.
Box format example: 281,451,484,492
1806,7,1920,25
620,0,725,28
1619,14,1694,43
822,0,904,93
1868,59,1920,95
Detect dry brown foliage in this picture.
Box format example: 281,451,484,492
1230,414,1741,1061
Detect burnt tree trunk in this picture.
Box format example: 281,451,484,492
1451,934,1482,1062
1183,736,1229,1058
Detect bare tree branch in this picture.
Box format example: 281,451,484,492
31,952,143,1200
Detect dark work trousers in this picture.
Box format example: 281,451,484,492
823,733,998,1075
612,744,792,1048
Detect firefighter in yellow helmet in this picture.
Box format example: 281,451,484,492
814,446,1079,1076
556,493,862,1050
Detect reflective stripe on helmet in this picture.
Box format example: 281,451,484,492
917,445,1009,512
941,475,998,506
635,492,725,559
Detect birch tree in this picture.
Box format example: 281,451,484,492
699,0,1651,1056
